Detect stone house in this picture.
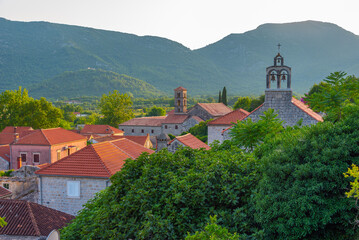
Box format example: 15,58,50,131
36,139,154,215
167,133,211,153
207,108,250,144
0,145,10,170
10,128,87,170
0,199,74,239
119,87,232,138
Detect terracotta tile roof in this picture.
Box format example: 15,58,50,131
110,138,155,159
162,114,190,124
291,97,324,122
14,128,87,146
80,125,124,135
0,145,10,162
170,133,211,150
174,86,187,91
119,116,167,127
196,103,232,117
0,186,11,198
94,135,152,148
0,133,16,145
167,109,175,115
1,126,33,134
36,140,154,178
207,108,250,125
0,199,74,236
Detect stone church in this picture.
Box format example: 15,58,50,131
221,51,323,141
119,87,232,137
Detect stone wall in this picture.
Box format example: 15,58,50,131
120,126,162,136
0,235,41,240
188,105,213,121
0,157,9,171
167,140,184,153
0,176,38,201
208,125,229,145
38,176,109,215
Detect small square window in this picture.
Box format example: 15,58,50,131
175,125,178,129
151,130,154,134
20,153,27,162
33,153,40,163
165,125,167,129
141,129,144,133
67,181,80,198
3,183,9,189
131,129,134,133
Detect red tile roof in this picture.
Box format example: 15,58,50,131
0,199,74,236
36,140,154,178
0,145,10,162
1,126,33,134
119,116,167,127
14,128,87,146
170,133,211,150
174,86,187,91
196,103,232,117
0,133,16,145
207,108,250,125
80,125,124,135
291,98,324,122
0,186,11,198
162,114,190,124
94,135,152,148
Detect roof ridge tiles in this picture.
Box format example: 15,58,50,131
40,129,51,145
109,139,137,159
27,201,41,236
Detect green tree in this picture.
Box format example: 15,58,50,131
222,87,227,105
98,90,134,127
230,108,283,152
61,145,261,239
218,90,222,103
306,72,359,121
181,119,212,143
254,112,359,239
0,217,6,228
185,216,240,240
0,87,63,130
233,96,252,111
146,105,166,116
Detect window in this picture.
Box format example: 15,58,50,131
68,148,71,156
132,129,134,133
165,125,167,129
57,150,61,161
3,183,9,189
33,153,40,163
175,125,178,129
151,129,154,134
177,100,180,106
141,129,144,133
177,92,180,98
67,181,80,198
20,153,27,162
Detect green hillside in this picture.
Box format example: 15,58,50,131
1,18,359,96
28,69,164,99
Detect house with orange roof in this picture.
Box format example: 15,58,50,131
119,87,231,138
36,139,154,215
93,134,154,149
0,199,74,239
207,108,250,144
222,52,323,142
80,124,124,137
0,145,10,170
10,128,87,170
167,133,211,153
0,126,34,146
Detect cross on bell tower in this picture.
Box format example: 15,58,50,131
266,44,291,89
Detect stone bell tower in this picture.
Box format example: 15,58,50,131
174,86,187,114
265,44,292,105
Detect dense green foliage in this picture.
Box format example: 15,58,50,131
230,109,283,151
181,119,212,143
0,169,13,177
0,87,63,130
253,113,359,239
28,69,164,99
222,87,228,105
145,105,166,116
185,216,240,240
233,95,265,112
306,71,359,121
2,18,359,96
61,145,261,239
0,217,7,228
98,90,134,127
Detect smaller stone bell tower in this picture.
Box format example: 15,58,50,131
174,87,187,114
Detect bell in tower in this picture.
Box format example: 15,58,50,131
266,44,291,90
174,86,187,114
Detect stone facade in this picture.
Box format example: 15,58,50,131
0,157,9,170
188,105,213,121
208,125,228,145
38,176,109,215
245,90,319,127
167,139,183,153
120,125,162,136
161,117,201,136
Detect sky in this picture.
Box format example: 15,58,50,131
0,0,358,49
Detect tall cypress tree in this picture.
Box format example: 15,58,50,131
218,90,222,103
222,87,227,105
